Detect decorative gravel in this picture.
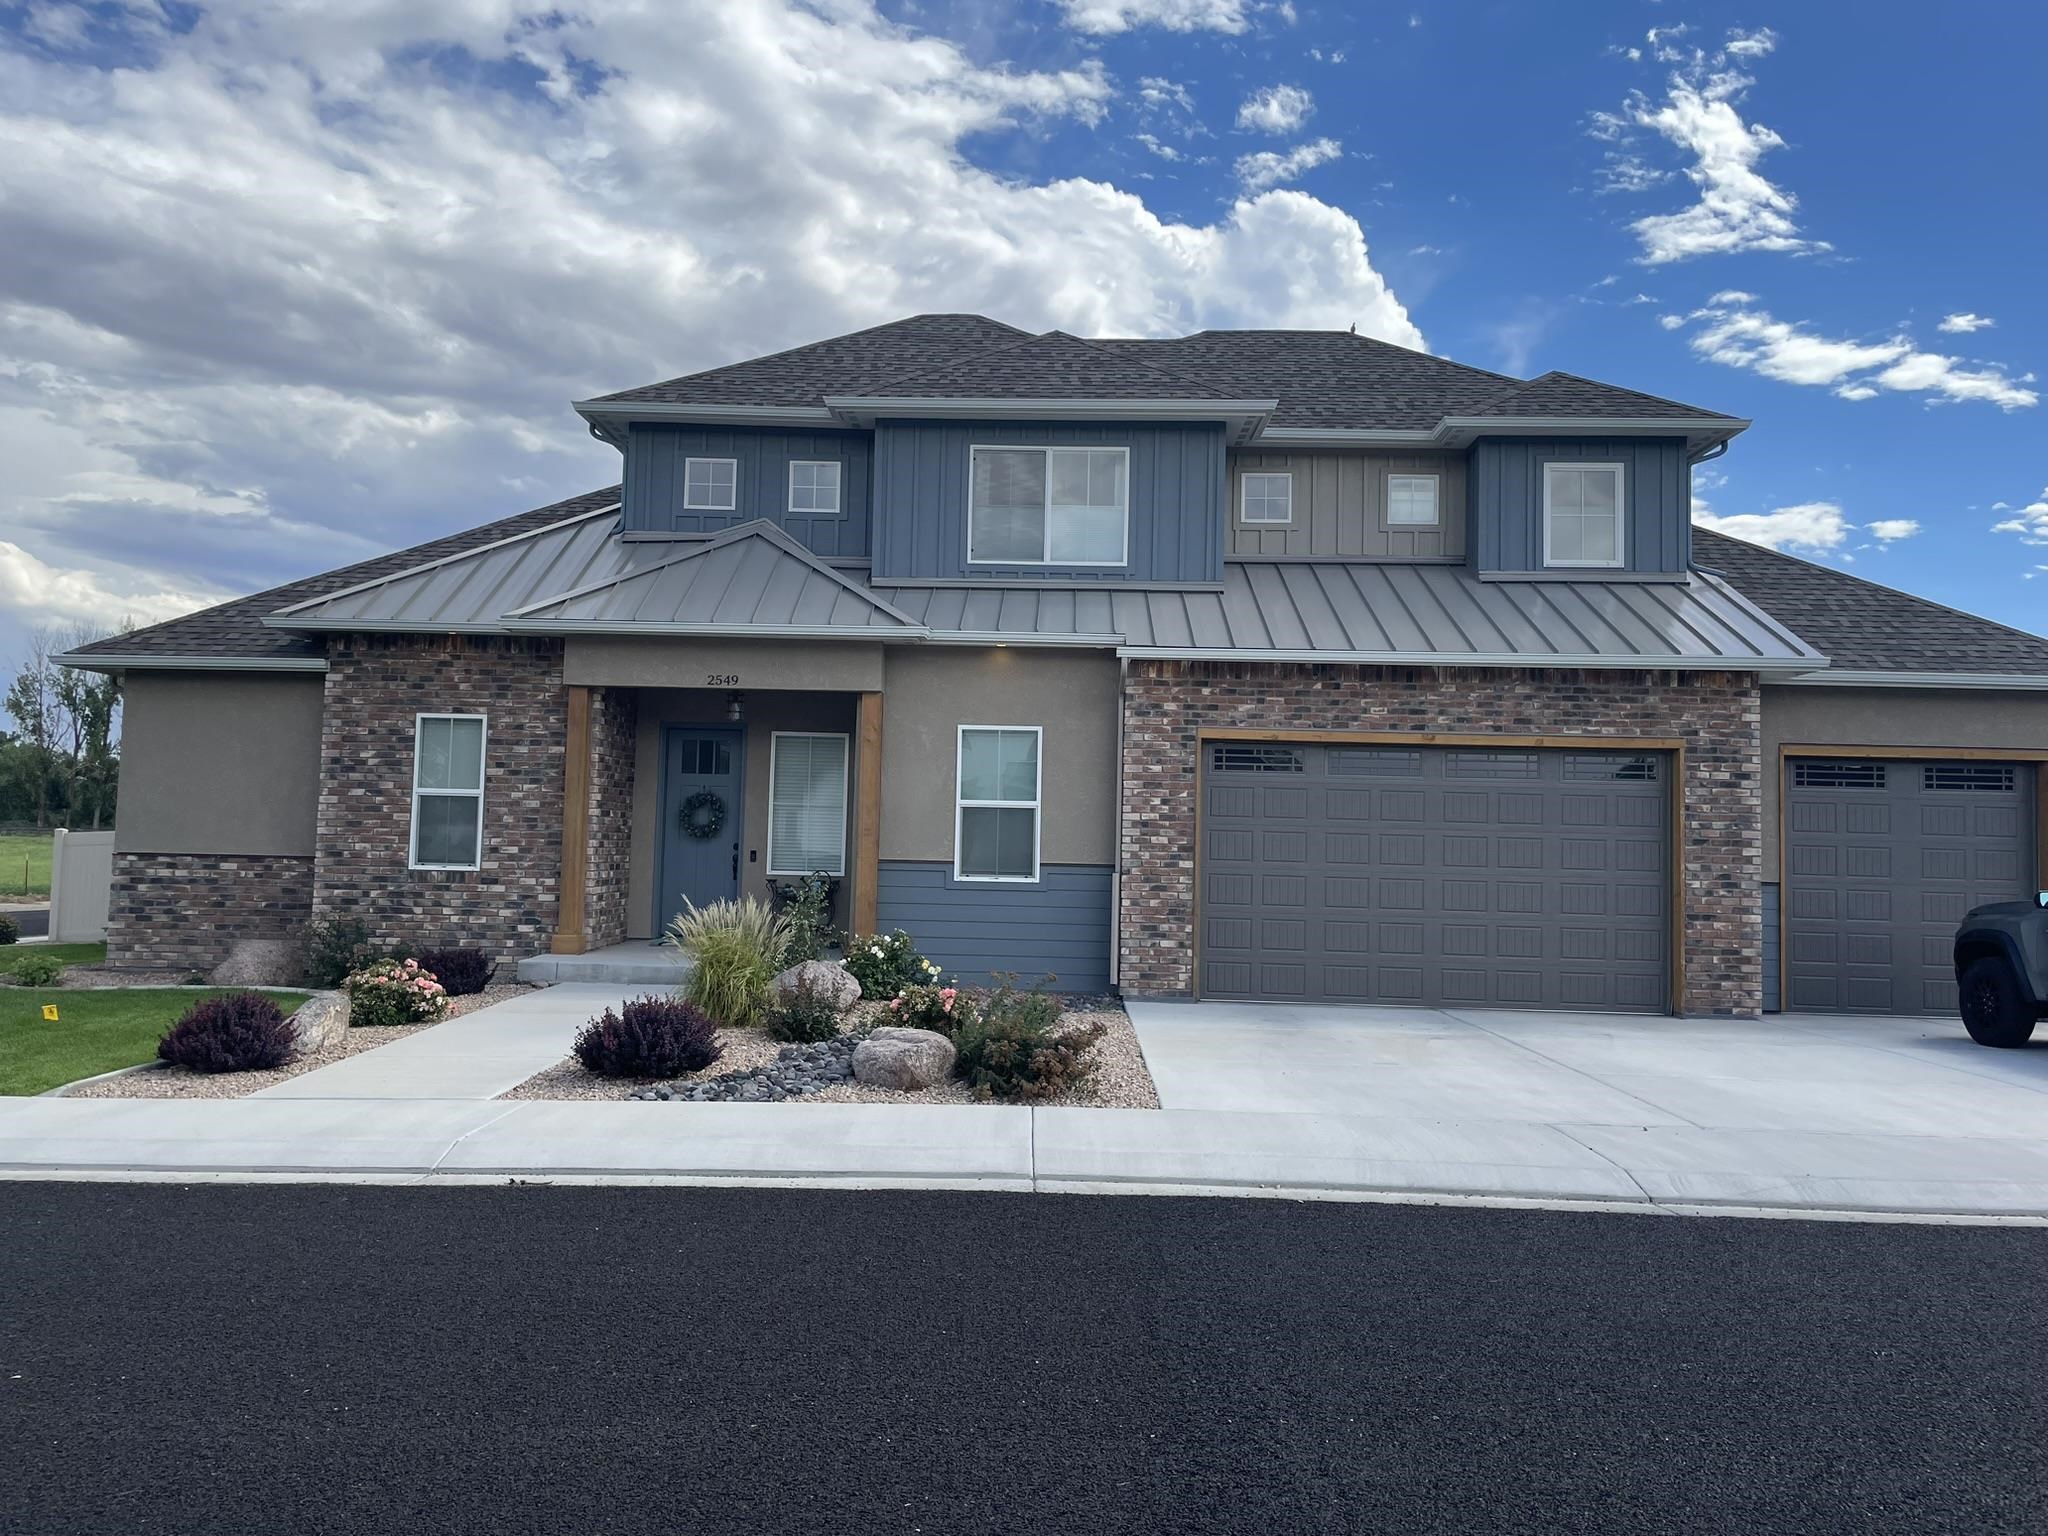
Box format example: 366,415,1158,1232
63,983,538,1100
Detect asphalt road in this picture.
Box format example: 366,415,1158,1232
4,1184,2043,1535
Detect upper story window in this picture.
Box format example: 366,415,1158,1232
410,714,485,871
683,457,737,512
1543,462,1625,568
1240,472,1294,525
787,460,841,516
1386,473,1441,526
968,446,1128,566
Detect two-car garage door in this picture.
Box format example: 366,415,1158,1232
1199,742,1669,1011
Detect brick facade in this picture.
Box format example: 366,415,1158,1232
1119,661,1763,1015
585,685,638,949
104,851,314,970
313,636,566,959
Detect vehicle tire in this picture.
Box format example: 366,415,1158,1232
1958,957,2038,1048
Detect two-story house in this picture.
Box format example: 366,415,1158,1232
64,316,2048,1017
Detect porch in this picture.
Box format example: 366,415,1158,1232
518,939,691,986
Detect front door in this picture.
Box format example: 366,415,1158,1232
658,726,743,931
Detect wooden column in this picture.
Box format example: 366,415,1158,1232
553,684,592,955
853,690,883,935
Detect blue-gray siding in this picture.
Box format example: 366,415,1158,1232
623,425,872,557
874,861,1113,993
1763,880,1781,1013
870,420,1226,584
1469,437,1691,576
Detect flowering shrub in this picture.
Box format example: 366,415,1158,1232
841,931,937,1000
888,981,976,1037
344,957,449,1028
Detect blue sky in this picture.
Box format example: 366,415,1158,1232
0,0,2042,670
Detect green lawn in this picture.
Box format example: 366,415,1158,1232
0,832,53,899
0,942,106,978
0,988,312,1096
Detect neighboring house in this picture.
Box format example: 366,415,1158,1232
61,316,2048,1017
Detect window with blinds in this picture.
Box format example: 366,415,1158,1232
968,445,1127,565
767,733,848,876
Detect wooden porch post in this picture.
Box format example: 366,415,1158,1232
553,684,592,955
853,690,883,935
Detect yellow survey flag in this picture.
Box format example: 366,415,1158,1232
42,1004,60,1021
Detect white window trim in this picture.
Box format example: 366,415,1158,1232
954,723,1043,884
966,444,1130,568
682,456,738,512
1385,471,1442,527
1240,471,1295,526
765,731,850,877
409,712,487,872
786,460,843,517
1542,461,1626,569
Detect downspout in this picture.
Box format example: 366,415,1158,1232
1111,654,1127,994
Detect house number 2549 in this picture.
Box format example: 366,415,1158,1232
705,673,740,687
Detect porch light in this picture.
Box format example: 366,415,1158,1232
727,692,745,722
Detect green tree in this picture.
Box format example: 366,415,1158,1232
3,623,127,829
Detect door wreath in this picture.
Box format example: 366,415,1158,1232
678,789,727,840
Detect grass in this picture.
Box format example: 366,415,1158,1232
0,987,312,1096
0,942,107,978
0,832,53,899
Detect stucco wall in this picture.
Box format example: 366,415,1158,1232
1761,685,2048,869
565,636,884,693
115,673,324,856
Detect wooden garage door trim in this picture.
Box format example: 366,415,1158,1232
1196,730,1688,1014
1776,744,2048,1011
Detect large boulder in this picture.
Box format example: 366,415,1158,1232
208,938,304,988
285,991,351,1060
771,959,861,1012
852,1026,955,1091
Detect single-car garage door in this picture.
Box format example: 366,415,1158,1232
1784,757,2038,1015
1199,742,1669,1011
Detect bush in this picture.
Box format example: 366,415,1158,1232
953,976,1098,1104
841,930,938,1000
0,912,16,945
157,991,297,1073
415,946,495,997
574,995,721,1077
767,978,845,1043
344,957,449,1028
300,915,374,988
11,952,63,987
667,896,789,1030
887,981,976,1037
769,871,835,965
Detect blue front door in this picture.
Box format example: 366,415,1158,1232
659,727,743,931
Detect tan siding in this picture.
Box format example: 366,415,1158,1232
1227,449,1466,559
115,673,323,857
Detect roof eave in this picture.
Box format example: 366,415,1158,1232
499,620,931,641
824,396,1277,443
1773,668,2048,691
1256,416,1746,451
53,651,329,674
1116,646,1825,676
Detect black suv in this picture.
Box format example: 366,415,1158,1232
1953,894,2048,1047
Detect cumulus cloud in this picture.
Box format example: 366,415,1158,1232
0,540,223,631
1694,501,1852,552
1235,138,1343,192
0,0,1421,652
1938,312,1997,333
1057,0,1251,33
1865,519,1920,541
1236,84,1313,133
1993,487,2048,546
1669,296,2038,410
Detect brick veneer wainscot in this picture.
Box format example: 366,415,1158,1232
313,636,567,958
1118,661,1764,1016
584,685,638,949
104,851,314,970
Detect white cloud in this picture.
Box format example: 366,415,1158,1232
1865,519,1920,541
0,540,222,630
1057,0,1250,33
1597,155,1672,195
0,0,1423,650
1133,133,1183,162
1410,244,1445,256
1993,487,2048,546
1938,312,1997,333
1694,501,1852,552
1670,296,2037,410
1723,27,1778,59
1235,137,1343,192
1236,84,1313,134
1138,76,1196,115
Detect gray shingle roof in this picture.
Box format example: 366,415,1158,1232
849,329,1234,401
1694,527,2048,675
1478,371,1741,421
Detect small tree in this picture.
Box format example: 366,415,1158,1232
3,622,127,828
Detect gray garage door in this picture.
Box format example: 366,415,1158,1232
1785,757,2037,1015
1199,743,1669,1011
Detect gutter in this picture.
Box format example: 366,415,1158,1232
52,652,328,674
1772,669,2048,691
1116,645,1829,677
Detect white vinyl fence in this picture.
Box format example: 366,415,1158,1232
48,829,114,943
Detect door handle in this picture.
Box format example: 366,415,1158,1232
732,848,740,881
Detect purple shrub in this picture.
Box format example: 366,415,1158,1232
573,995,722,1078
415,947,496,997
157,992,297,1074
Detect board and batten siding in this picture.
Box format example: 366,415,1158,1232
875,861,1113,993
870,419,1226,584
1227,450,1466,559
1469,437,1690,576
622,424,872,558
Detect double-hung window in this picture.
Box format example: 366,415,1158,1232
410,714,485,871
1386,473,1441,526
1543,462,1625,567
968,446,1127,566
955,726,1040,882
1240,471,1293,525
683,456,737,511
767,733,848,877
787,460,841,515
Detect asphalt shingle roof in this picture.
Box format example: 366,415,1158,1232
1694,527,2048,675
1479,371,1742,421
851,329,1230,400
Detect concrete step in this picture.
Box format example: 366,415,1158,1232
517,942,691,987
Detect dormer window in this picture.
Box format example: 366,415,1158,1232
968,445,1128,566
1543,462,1625,568
683,457,738,512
